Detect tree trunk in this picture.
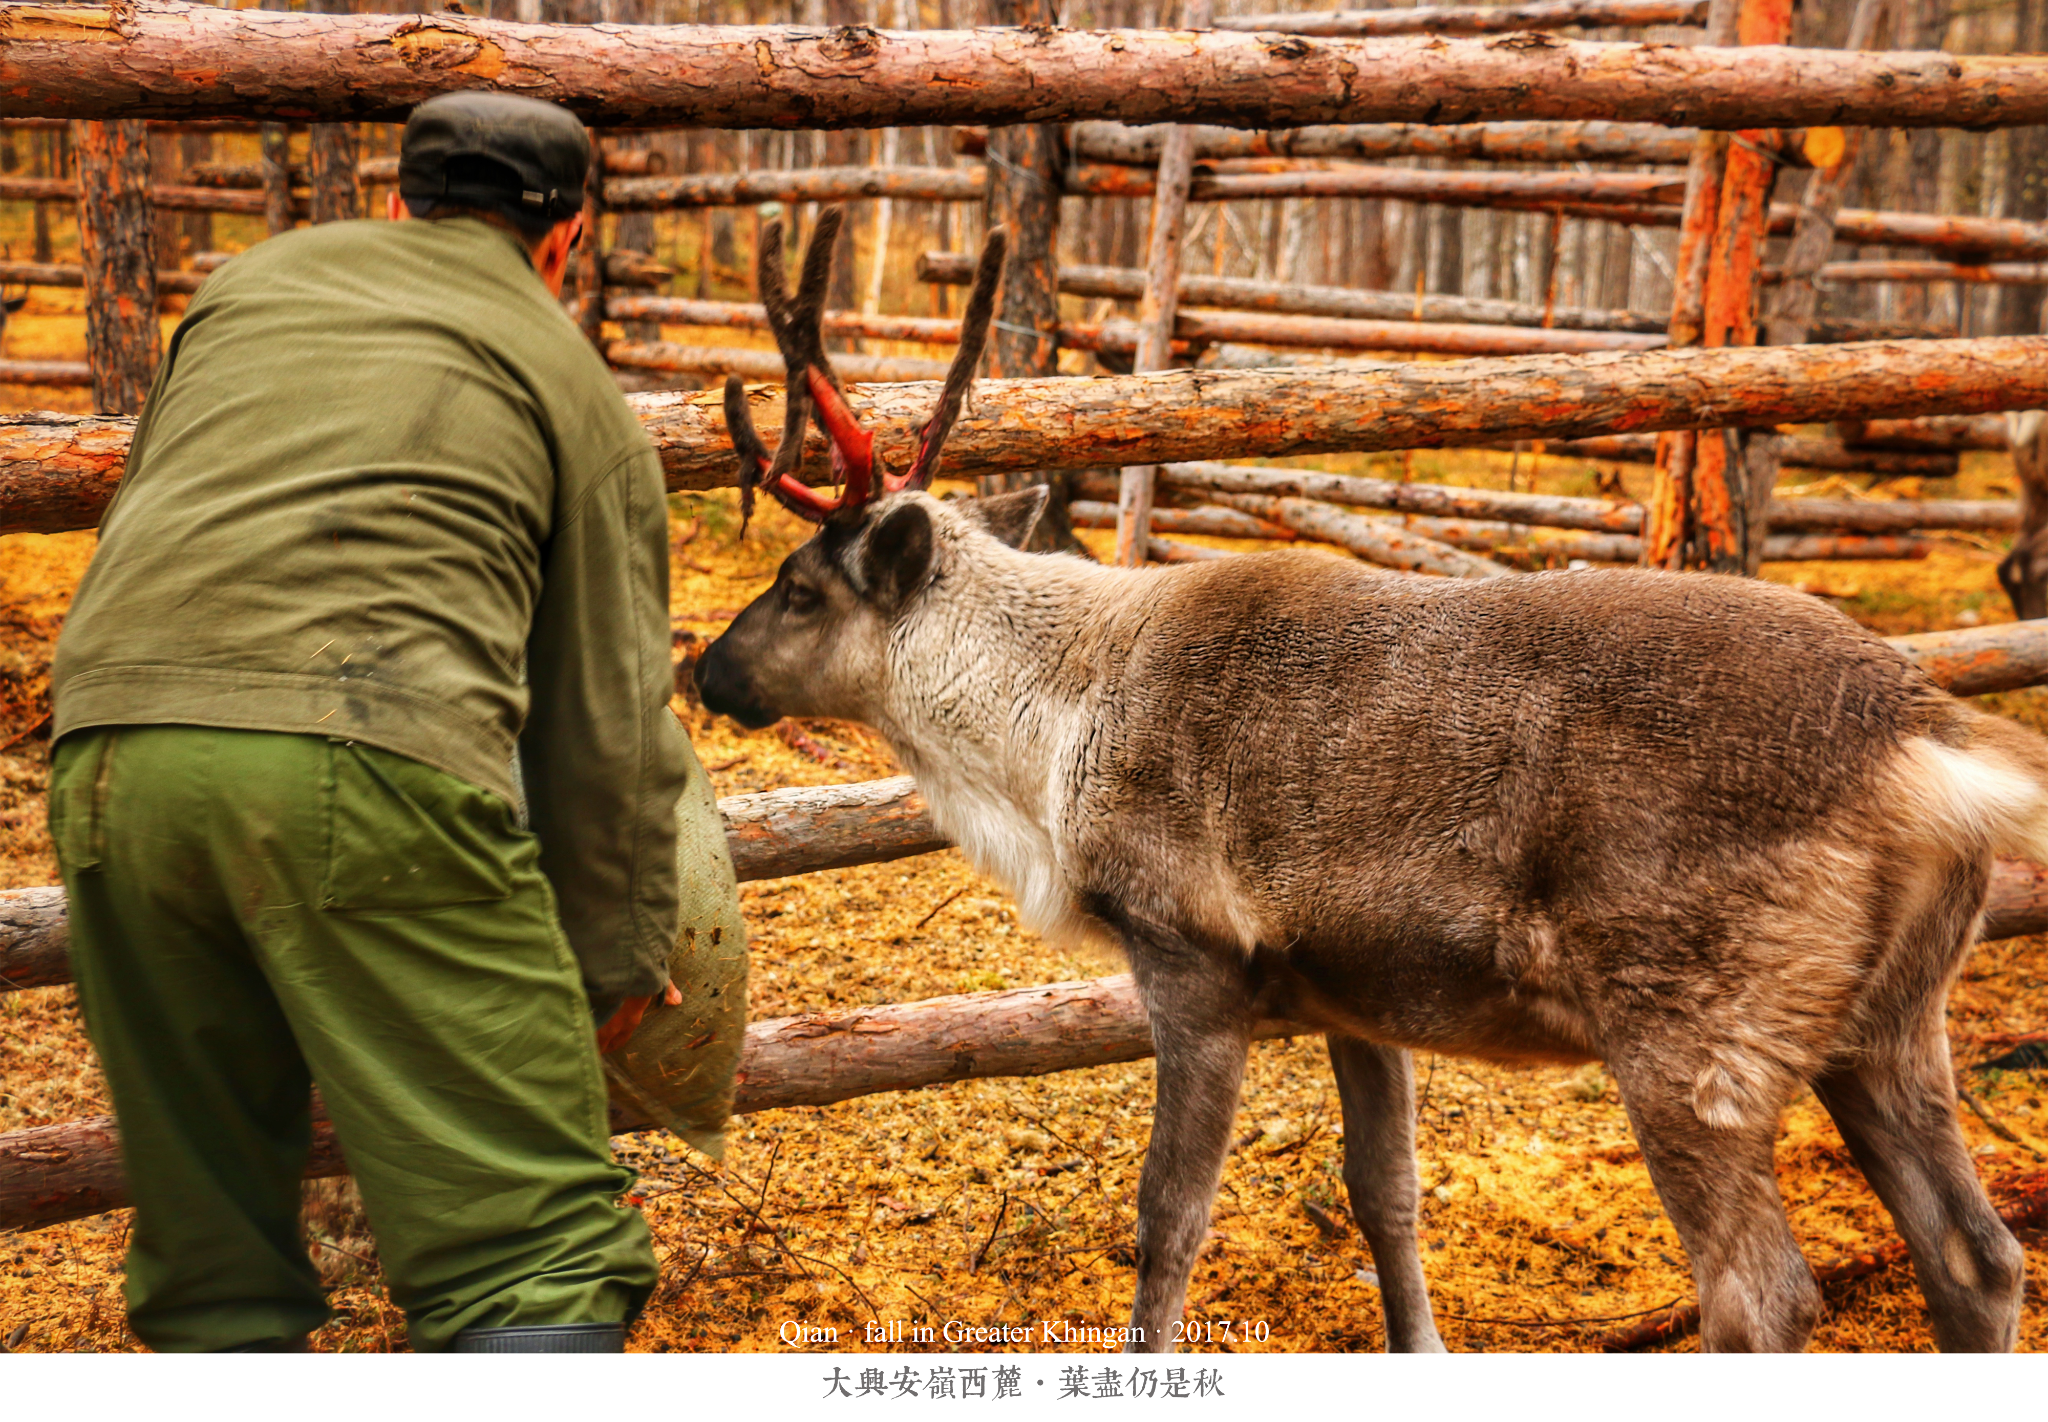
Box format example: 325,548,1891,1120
1213,1,1708,35
13,335,2048,535
975,0,1080,552
307,123,360,224
1066,120,1698,167
576,124,606,349
1116,0,1210,569
72,120,160,416
11,7,2048,131
259,122,293,236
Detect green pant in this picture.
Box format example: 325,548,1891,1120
50,725,658,1353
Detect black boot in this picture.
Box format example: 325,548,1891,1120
449,1323,625,1353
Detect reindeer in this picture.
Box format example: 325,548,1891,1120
696,208,2040,1353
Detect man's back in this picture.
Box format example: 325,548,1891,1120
55,215,651,806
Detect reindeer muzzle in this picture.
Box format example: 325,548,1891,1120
693,638,782,731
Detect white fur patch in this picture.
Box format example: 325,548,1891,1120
1894,736,2048,863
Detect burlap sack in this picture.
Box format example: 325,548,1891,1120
601,735,749,1160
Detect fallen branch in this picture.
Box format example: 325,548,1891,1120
1204,490,1511,578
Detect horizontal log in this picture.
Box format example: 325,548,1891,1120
10,840,2048,1231
1066,120,1698,167
1387,518,1930,566
1894,622,2048,698
1068,499,1297,541
1147,536,1235,563
1203,490,1511,578
13,335,2048,538
1525,433,1962,478
1515,198,2048,263
1214,1,1707,35
0,259,210,296
0,361,93,388
606,339,952,384
917,255,1935,341
0,176,273,216
918,252,1666,334
1836,415,2010,452
605,165,984,211
1766,534,1933,561
10,5,2048,131
0,971,1305,1232
1779,261,2048,285
0,777,945,996
1160,462,1646,533
1072,161,1690,209
1165,309,1663,357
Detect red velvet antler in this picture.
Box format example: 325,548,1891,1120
722,208,1006,529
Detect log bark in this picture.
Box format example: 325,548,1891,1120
307,124,360,226
920,250,1666,334
0,175,282,216
1214,1,1707,34
72,120,160,416
1072,162,1690,209
0,973,1303,1233
0,361,95,388
1998,414,2048,620
13,335,2048,537
0,260,210,296
1147,536,1235,563
976,0,1080,553
606,340,953,384
1068,499,1297,541
259,123,294,237
13,5,2048,131
0,777,948,1001
1068,120,1698,167
576,125,605,350
1836,415,2009,452
1531,433,1962,478
1203,490,1511,578
1763,496,2017,535
605,165,983,210
1117,0,1208,572
1782,261,2048,285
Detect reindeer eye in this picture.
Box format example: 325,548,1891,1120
782,582,821,614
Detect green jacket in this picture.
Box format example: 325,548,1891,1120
53,216,687,1013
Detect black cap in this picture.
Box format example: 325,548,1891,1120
398,92,590,227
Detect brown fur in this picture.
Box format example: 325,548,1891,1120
698,486,2035,1357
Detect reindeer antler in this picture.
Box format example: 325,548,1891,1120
722,207,1008,530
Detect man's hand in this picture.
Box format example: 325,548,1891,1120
596,980,684,1055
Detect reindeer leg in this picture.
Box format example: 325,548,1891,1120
1123,949,1253,1355
1813,1013,2024,1352
1608,1052,1819,1352
1328,1038,1445,1352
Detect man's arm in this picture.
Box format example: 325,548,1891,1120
519,443,688,1025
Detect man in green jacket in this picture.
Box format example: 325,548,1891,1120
49,93,712,1353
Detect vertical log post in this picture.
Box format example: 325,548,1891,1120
1640,0,1735,570
73,120,160,416
259,123,294,238
1117,0,1214,568
308,125,361,225
978,0,1082,552
1693,0,1794,576
578,126,607,350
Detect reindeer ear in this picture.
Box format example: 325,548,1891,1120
975,485,1050,550
862,501,935,610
